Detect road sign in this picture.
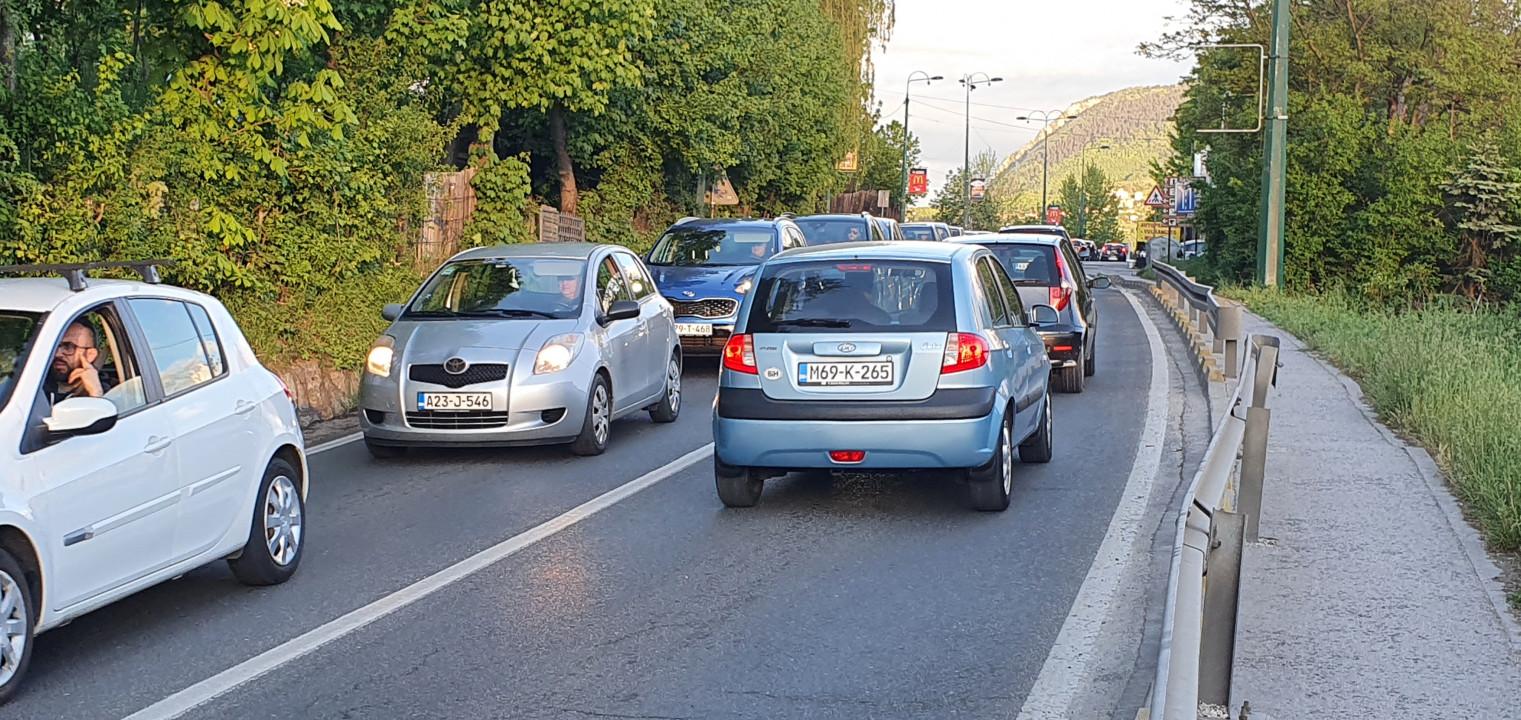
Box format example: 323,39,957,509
970,178,987,202
1144,186,1168,208
705,175,739,206
1169,177,1199,217
908,168,929,196
837,149,858,173
1045,205,1065,225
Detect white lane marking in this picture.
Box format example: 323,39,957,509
122,444,716,720
1014,288,1171,719
307,432,362,455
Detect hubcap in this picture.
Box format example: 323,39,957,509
1000,424,1013,494
263,475,303,566
667,358,682,412
592,384,610,446
0,570,27,686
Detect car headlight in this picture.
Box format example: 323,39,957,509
366,336,395,377
535,333,584,375
735,276,754,295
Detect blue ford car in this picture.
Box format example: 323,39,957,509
712,241,1059,511
646,217,808,355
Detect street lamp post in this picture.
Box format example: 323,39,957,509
959,72,1002,228
899,71,943,222
1017,110,1078,221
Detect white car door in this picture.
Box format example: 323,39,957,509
126,298,254,561
24,305,179,612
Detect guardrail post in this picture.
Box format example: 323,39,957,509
1199,510,1247,707
1237,336,1280,542
1219,305,1243,378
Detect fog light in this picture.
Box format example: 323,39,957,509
828,450,866,464
540,408,566,424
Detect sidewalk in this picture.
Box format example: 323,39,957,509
1229,311,1521,719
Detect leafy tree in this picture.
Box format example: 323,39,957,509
933,150,1001,230
1056,165,1120,241
1444,139,1521,301
855,119,920,213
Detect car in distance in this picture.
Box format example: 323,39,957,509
875,216,907,242
360,243,681,459
954,233,1109,393
794,213,887,245
1071,239,1096,261
0,260,308,703
900,222,948,242
1100,243,1129,262
645,217,804,356
712,241,1057,512
948,225,965,237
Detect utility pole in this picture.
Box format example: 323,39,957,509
960,73,1002,228
1017,110,1076,221
1256,0,1290,286
900,72,942,222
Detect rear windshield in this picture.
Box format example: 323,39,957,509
746,260,956,333
901,225,936,241
796,218,871,245
980,244,1060,286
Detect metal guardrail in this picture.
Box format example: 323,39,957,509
1148,332,1281,719
1152,261,1245,378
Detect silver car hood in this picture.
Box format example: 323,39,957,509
392,318,580,364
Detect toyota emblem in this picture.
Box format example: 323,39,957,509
444,357,469,375
837,342,857,353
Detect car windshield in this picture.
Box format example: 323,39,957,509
980,244,1061,286
648,227,777,266
0,312,41,413
796,218,871,245
746,260,956,333
901,225,937,241
406,258,587,320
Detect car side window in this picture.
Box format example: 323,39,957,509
596,257,633,315
989,259,1026,324
1061,242,1088,288
869,220,884,242
38,303,149,415
787,227,806,249
612,253,654,300
128,298,221,397
184,303,227,376
975,258,1011,327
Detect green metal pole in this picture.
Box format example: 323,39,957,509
900,87,911,222
1257,0,1290,286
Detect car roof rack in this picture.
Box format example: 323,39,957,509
0,259,175,292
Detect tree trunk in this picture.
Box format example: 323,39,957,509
1,1,16,95
549,104,578,216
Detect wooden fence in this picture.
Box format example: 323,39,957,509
537,205,586,243
411,169,587,267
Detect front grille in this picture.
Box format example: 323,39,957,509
404,410,512,430
408,363,508,389
668,298,738,319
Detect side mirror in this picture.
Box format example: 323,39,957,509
1088,275,1112,289
45,397,118,441
382,303,404,322
1027,304,1060,327
603,299,640,323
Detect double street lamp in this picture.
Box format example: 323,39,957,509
960,73,1003,227
899,71,943,222
1016,109,1078,220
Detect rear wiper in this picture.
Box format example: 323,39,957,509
458,309,561,319
772,318,852,328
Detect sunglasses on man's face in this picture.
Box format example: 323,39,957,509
56,342,96,355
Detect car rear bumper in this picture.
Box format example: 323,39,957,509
1037,326,1084,368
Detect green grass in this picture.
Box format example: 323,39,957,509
1230,288,1521,552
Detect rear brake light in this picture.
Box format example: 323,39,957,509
836,263,873,271
941,332,990,374
277,376,293,401
722,334,757,374
828,450,866,464
1049,285,1072,312
1051,345,1074,352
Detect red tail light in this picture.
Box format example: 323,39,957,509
722,334,758,374
828,450,866,464
277,376,293,401
1049,285,1072,312
941,332,990,374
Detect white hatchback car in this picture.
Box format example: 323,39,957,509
0,261,308,703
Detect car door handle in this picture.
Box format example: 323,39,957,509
144,437,173,454
235,400,258,416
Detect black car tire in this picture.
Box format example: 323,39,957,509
365,440,406,459
0,548,35,706
715,457,764,508
228,457,305,586
1056,348,1085,393
967,412,1014,512
648,351,682,424
571,374,613,456
1020,390,1054,464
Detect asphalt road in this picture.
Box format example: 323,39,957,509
7,279,1187,720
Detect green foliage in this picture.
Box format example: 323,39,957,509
1443,139,1521,301
1055,165,1121,241
932,150,1001,230
855,119,920,211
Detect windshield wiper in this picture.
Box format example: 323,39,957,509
401,309,458,318
772,318,853,328
457,309,561,319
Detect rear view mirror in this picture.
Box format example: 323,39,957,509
604,299,640,323
1028,304,1060,327
382,303,404,321
45,397,119,441
1088,275,1112,289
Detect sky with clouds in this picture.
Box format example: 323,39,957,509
870,0,1195,199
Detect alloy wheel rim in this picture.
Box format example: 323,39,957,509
0,570,27,685
593,385,610,446
667,358,681,413
263,475,303,566
1000,424,1013,494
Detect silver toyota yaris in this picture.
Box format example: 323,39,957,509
359,243,682,458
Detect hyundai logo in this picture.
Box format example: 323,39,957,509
444,357,469,375
681,290,696,298
837,342,857,353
